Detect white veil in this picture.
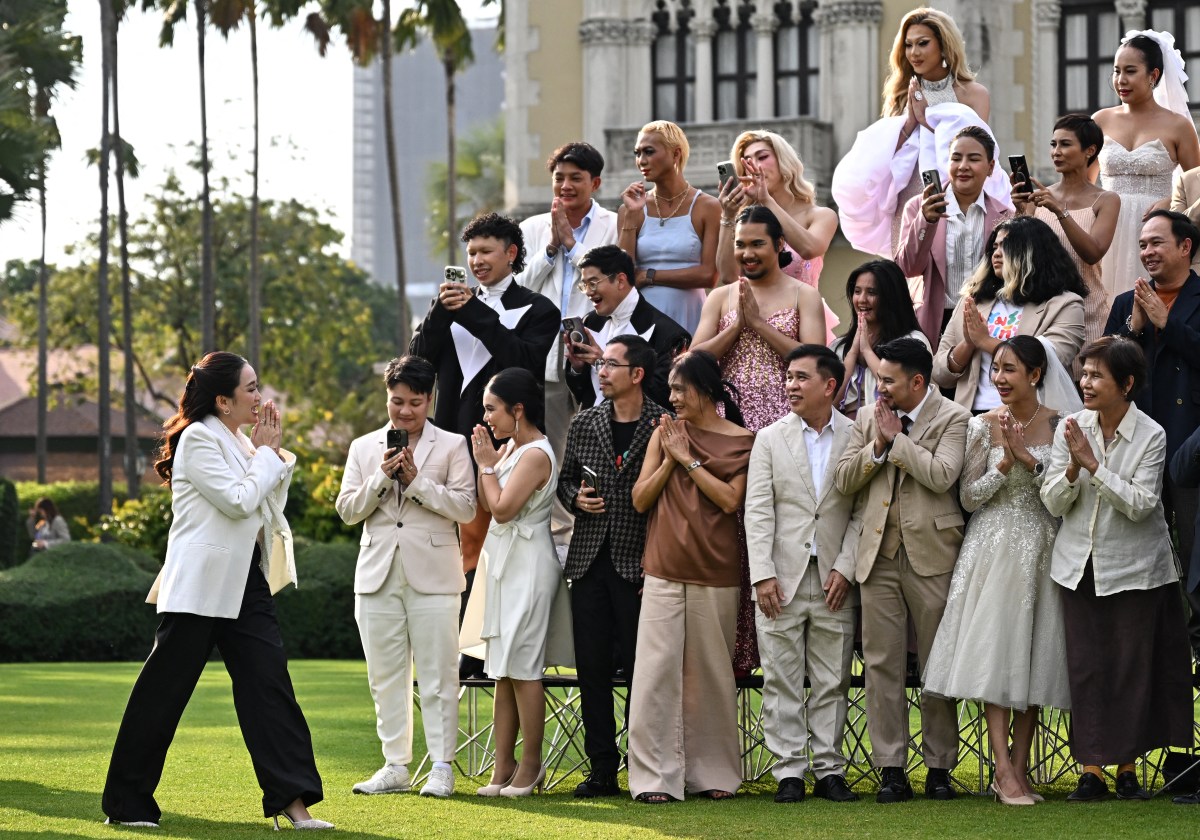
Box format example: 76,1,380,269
1036,336,1082,414
1120,29,1198,139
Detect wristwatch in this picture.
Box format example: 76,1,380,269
1032,461,1045,476
644,267,656,286
481,466,496,476
685,459,702,473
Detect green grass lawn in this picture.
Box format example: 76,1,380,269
1,660,1197,839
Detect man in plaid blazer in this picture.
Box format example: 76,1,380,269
557,334,668,799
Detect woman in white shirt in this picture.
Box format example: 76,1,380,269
102,352,330,831
1041,337,1192,803
934,216,1086,412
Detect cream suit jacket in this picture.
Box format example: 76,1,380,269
931,291,1085,408
745,409,862,607
833,389,969,582
336,420,476,596
153,415,294,619
1171,165,1200,229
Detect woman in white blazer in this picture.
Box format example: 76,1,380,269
102,352,331,831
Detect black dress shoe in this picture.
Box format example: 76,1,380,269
875,767,914,803
924,768,956,800
813,774,859,802
574,771,621,798
774,777,805,803
1114,771,1150,800
1173,789,1200,804
1067,772,1109,802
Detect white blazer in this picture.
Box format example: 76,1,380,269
745,409,862,607
151,415,294,619
336,420,476,595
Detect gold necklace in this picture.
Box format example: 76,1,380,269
1012,403,1041,429
652,183,691,227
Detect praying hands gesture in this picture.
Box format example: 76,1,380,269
548,197,576,254
659,415,694,466
1131,277,1168,331
961,297,990,349
995,411,1036,474
1063,417,1099,482
873,401,903,456
470,425,503,470
251,399,282,455
737,279,762,330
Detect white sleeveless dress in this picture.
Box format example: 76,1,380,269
1098,138,1175,300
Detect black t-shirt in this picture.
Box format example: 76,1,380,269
612,418,639,472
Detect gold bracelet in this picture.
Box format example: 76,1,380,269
720,219,735,228
621,226,641,232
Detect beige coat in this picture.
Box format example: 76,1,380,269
1171,165,1200,230
834,389,970,582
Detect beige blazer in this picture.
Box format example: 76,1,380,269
932,291,1085,408
152,415,294,619
336,420,476,596
745,409,862,607
1171,165,1200,230
833,389,970,582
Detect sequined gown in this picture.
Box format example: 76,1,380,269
718,306,801,672
1098,138,1175,300
923,416,1071,711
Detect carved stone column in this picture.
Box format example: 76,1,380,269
753,12,777,120
627,18,657,127
1115,0,1147,32
1032,0,1062,183
580,17,631,154
814,0,885,155
692,18,717,124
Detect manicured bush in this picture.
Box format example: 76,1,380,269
0,542,159,662
88,487,172,564
274,542,362,659
0,476,18,569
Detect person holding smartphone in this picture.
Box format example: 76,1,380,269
336,355,476,798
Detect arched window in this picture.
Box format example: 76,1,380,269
773,1,818,117
652,0,695,122
714,0,756,120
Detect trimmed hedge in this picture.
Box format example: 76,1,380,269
0,476,18,569
12,480,131,564
0,540,363,662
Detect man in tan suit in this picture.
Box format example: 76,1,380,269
746,345,863,805
337,356,476,798
834,337,969,803
1171,166,1200,262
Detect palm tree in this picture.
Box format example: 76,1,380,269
144,0,215,354
98,0,117,521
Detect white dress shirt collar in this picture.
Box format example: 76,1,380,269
476,275,513,310
605,287,641,337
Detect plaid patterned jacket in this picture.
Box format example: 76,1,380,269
557,396,668,584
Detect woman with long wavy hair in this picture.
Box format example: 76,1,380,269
832,7,1008,258
102,352,330,830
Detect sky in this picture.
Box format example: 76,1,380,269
0,0,497,267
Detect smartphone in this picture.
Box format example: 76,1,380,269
1008,155,1031,190
386,428,409,452
581,466,598,493
716,160,737,189
920,169,943,194
444,265,467,283
562,316,589,345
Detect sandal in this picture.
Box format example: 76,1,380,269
697,789,735,800
635,792,672,804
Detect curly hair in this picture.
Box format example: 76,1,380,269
461,212,527,275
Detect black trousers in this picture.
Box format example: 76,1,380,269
1164,475,1200,650
102,553,322,823
570,550,641,775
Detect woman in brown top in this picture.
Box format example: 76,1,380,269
627,350,755,803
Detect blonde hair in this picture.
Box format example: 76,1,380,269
639,120,690,173
730,130,817,205
882,8,975,117
961,228,1033,303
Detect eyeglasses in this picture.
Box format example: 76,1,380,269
576,273,617,294
593,359,634,371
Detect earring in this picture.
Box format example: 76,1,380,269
222,408,231,416
514,418,521,436
942,57,948,69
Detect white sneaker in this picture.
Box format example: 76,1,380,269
104,818,159,828
352,764,411,794
419,766,455,798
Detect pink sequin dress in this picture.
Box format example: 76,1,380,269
782,243,839,344
718,306,802,673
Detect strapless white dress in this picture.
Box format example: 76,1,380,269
1098,137,1175,300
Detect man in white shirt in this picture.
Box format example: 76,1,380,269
745,345,862,804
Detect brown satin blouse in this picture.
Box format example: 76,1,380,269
642,422,754,587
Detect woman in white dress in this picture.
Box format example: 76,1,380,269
1094,30,1200,298
831,7,1005,258
468,368,572,798
924,336,1075,806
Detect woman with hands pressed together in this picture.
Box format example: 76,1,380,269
102,352,329,831
617,120,721,335
1041,337,1192,803
831,260,928,419
1010,114,1118,349
625,351,755,804
924,337,1073,806
463,369,572,798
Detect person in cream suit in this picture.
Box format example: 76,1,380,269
337,355,476,799
745,345,863,805
103,352,330,831
1171,165,1200,242
833,337,969,804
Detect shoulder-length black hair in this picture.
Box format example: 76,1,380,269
833,260,921,354
964,216,1088,306
669,350,745,427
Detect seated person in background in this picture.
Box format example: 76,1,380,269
336,355,476,798
563,244,690,411
26,497,70,551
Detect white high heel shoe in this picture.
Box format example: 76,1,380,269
499,765,546,798
272,811,335,830
476,768,518,797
